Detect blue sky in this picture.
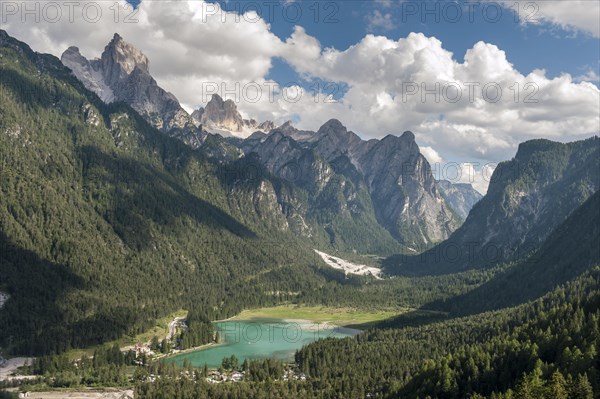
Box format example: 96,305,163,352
200,0,599,91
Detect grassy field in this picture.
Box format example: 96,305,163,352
65,309,188,360
229,305,408,328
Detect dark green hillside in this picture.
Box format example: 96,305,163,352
433,190,600,316
285,195,600,397
0,30,331,355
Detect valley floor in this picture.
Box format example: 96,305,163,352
227,305,406,328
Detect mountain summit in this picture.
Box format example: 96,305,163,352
192,94,275,138
61,34,202,146
243,119,462,250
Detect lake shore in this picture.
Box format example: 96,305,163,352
167,340,227,358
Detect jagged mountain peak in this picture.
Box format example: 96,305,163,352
318,118,346,132
401,131,416,141
201,94,245,133
314,119,361,143
63,45,81,55
61,46,87,65
267,120,314,142
208,93,225,104
101,33,149,76
61,44,115,103
379,132,419,154
198,94,274,137
381,131,416,143
61,33,204,146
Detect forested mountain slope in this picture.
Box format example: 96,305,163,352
434,190,600,315
131,193,600,398
0,30,340,355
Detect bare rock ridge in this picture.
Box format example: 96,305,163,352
61,46,115,103
191,94,275,137
62,34,275,139
60,32,473,249
62,34,195,134
437,180,483,220
243,119,463,250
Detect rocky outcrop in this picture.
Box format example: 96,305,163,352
357,132,460,249
61,46,114,103
200,94,245,132
242,120,461,250
436,180,483,220
389,136,600,274
61,34,203,146
193,94,275,137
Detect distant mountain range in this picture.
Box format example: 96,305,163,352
59,33,479,251
191,94,275,138
436,180,483,220
20,29,600,267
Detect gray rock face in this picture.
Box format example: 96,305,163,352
269,121,314,142
61,34,203,145
393,136,600,274
357,132,459,249
191,107,204,126
201,94,245,132
436,180,483,220
455,137,600,259
61,46,114,103
193,94,275,137
301,120,459,249
256,120,276,132
242,119,461,250
307,119,372,165
239,131,401,253
99,33,149,85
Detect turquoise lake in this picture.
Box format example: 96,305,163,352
166,319,360,368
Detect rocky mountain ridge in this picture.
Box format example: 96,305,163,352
386,136,600,275
191,94,275,138
437,180,483,220
62,35,196,135
59,32,488,251
242,119,462,250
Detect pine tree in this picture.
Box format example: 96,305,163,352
549,370,568,399
571,374,593,399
